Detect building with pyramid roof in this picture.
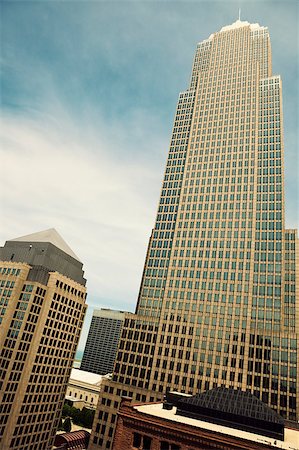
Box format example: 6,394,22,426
0,229,87,450
112,391,299,450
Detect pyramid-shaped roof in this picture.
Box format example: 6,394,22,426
176,387,284,440
178,387,283,424
11,228,81,262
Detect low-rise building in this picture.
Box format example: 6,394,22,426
54,430,90,449
66,369,109,410
113,389,299,450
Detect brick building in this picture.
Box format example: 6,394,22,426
113,389,299,450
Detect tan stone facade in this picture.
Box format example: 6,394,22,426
0,232,87,450
89,20,298,450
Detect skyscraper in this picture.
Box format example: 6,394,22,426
81,308,126,375
89,19,298,450
0,229,87,450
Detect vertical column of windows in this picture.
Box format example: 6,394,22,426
137,91,195,317
0,280,34,441
283,230,297,331
252,77,283,333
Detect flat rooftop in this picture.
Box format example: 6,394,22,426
70,368,104,386
134,403,299,450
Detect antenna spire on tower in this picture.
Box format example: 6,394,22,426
238,8,241,21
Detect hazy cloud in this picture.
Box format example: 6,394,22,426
1,0,298,348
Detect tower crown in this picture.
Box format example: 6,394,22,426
219,19,267,33
11,228,81,262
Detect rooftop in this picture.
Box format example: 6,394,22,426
176,387,284,440
70,368,104,386
134,403,299,450
206,19,268,41
11,228,81,262
220,19,267,33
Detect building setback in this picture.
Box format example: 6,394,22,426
81,309,126,375
0,228,87,450
89,19,298,449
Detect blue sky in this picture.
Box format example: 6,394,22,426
1,0,298,350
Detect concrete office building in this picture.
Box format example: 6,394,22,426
0,229,87,450
89,19,298,449
81,309,126,375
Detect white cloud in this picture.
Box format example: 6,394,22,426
0,110,165,324
1,1,298,352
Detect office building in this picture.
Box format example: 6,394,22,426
89,19,298,449
81,309,126,375
0,228,87,450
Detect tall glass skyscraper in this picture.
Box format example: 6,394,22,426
89,19,298,450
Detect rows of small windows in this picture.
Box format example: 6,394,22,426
181,161,254,178
86,329,122,341
162,306,248,333
0,267,21,275
195,92,256,113
51,295,85,319
118,339,156,356
177,98,194,116
48,309,83,326
148,258,250,279
6,289,34,338
55,279,86,299
192,43,211,68
195,92,256,114
253,258,282,272
122,326,156,341
151,370,295,415
123,317,158,330
195,77,255,98
44,308,78,330
84,338,121,350
42,325,80,349
68,389,96,403
154,257,250,278
37,339,75,355
194,114,256,134
191,130,256,146
0,279,15,289
117,348,153,368
94,405,118,448
201,35,254,62
145,269,249,291
83,345,119,357
9,430,50,449
171,137,190,148
162,297,249,326
148,250,251,275
34,348,75,366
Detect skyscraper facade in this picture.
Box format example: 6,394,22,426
89,19,298,450
0,229,87,450
81,308,126,375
